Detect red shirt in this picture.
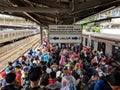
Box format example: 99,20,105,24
16,71,22,87
49,79,56,84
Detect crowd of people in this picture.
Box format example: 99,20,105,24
0,39,120,90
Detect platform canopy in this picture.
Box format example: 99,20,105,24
0,0,120,26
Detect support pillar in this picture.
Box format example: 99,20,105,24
105,43,112,57
83,37,85,46
40,26,42,44
94,40,98,51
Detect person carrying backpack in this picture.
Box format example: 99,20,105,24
25,67,42,90
94,76,112,90
87,73,99,90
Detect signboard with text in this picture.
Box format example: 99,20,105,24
49,25,82,43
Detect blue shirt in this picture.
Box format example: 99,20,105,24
44,54,49,63
2,78,6,87
94,79,112,90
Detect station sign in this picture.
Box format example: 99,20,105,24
49,25,82,43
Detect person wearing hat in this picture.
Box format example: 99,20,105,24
13,60,20,68
61,66,76,90
62,66,69,76
5,67,10,74
21,66,30,88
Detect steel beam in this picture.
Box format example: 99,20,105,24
23,12,44,26
0,7,68,13
28,0,68,8
73,0,113,13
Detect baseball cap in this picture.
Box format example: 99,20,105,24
23,66,29,71
5,67,10,74
63,66,68,70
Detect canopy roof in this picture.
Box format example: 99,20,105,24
0,0,120,26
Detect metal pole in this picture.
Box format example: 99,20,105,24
40,26,43,44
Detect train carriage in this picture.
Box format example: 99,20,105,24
82,32,120,61
0,30,36,43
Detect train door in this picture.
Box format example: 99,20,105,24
85,38,88,46
98,42,106,55
112,45,120,62
117,50,120,62
81,37,83,43
91,40,94,49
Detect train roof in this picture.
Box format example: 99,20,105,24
82,32,120,42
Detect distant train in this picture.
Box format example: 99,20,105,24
0,29,39,43
82,32,120,61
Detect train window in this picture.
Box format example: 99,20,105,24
112,45,120,52
117,52,120,62
98,42,106,55
81,37,83,42
9,33,11,37
0,35,3,38
13,33,15,36
85,38,88,46
14,33,16,36
16,32,18,35
91,40,94,49
4,34,8,38
112,45,120,61
18,32,19,35
115,46,119,49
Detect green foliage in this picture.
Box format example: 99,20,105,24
94,26,100,32
83,25,100,32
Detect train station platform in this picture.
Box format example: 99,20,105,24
0,0,120,90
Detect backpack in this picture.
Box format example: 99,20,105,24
40,73,49,86
101,79,111,90
22,77,30,89
87,81,96,90
94,78,112,90
25,86,43,90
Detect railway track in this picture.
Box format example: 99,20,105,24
0,35,39,58
0,35,40,71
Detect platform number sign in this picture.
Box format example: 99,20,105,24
49,25,82,43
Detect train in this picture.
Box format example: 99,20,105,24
82,32,120,61
0,29,39,43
